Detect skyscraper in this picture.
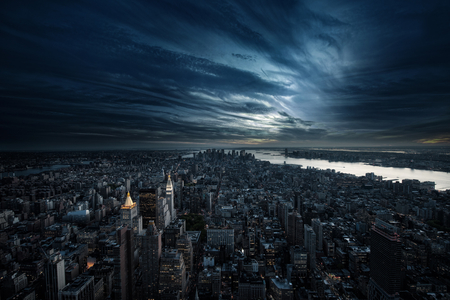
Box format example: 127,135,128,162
141,221,162,300
125,178,131,192
177,233,193,273
99,225,134,300
45,252,66,300
164,219,186,248
139,188,159,229
304,224,316,272
166,175,176,221
290,245,308,279
161,194,171,229
159,249,187,300
176,180,183,209
120,192,142,234
368,219,402,300
311,218,323,251
287,211,303,246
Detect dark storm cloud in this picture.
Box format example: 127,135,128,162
1,0,449,149
232,54,256,62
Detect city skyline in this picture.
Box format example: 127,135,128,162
1,0,450,150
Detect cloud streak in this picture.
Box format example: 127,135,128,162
1,0,449,149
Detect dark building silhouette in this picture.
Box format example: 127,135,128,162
99,225,134,300
368,219,402,300
304,224,316,272
139,188,159,229
287,211,303,246
238,271,265,300
177,233,193,273
45,252,66,300
141,220,162,300
159,248,186,300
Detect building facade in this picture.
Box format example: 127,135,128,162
311,218,323,251
140,220,162,300
120,192,142,234
304,224,316,272
368,219,402,300
207,228,234,255
45,252,66,300
159,249,187,300
139,188,159,229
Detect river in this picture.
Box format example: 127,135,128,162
246,150,450,191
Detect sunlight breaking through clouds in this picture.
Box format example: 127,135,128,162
1,0,449,149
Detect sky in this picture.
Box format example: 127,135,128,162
1,0,450,150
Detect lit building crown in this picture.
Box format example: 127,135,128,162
166,175,173,189
122,191,136,209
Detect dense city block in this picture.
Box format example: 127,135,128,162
0,149,450,300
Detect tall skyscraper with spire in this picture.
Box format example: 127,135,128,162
166,175,176,221
120,192,142,234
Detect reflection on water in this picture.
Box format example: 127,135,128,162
247,150,450,191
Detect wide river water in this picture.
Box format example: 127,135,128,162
246,150,450,191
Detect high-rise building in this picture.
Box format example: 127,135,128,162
207,228,234,255
139,188,160,230
287,211,303,246
277,201,293,232
139,188,157,228
159,249,187,300
164,219,186,248
140,221,162,300
304,224,316,272
89,263,114,300
368,219,402,300
177,233,194,273
311,218,323,251
120,192,142,234
176,180,183,209
99,226,134,300
206,192,213,213
166,175,176,221
45,252,66,300
161,194,171,229
290,246,308,279
248,228,256,257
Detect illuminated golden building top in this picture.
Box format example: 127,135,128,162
167,175,173,189
122,191,136,209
